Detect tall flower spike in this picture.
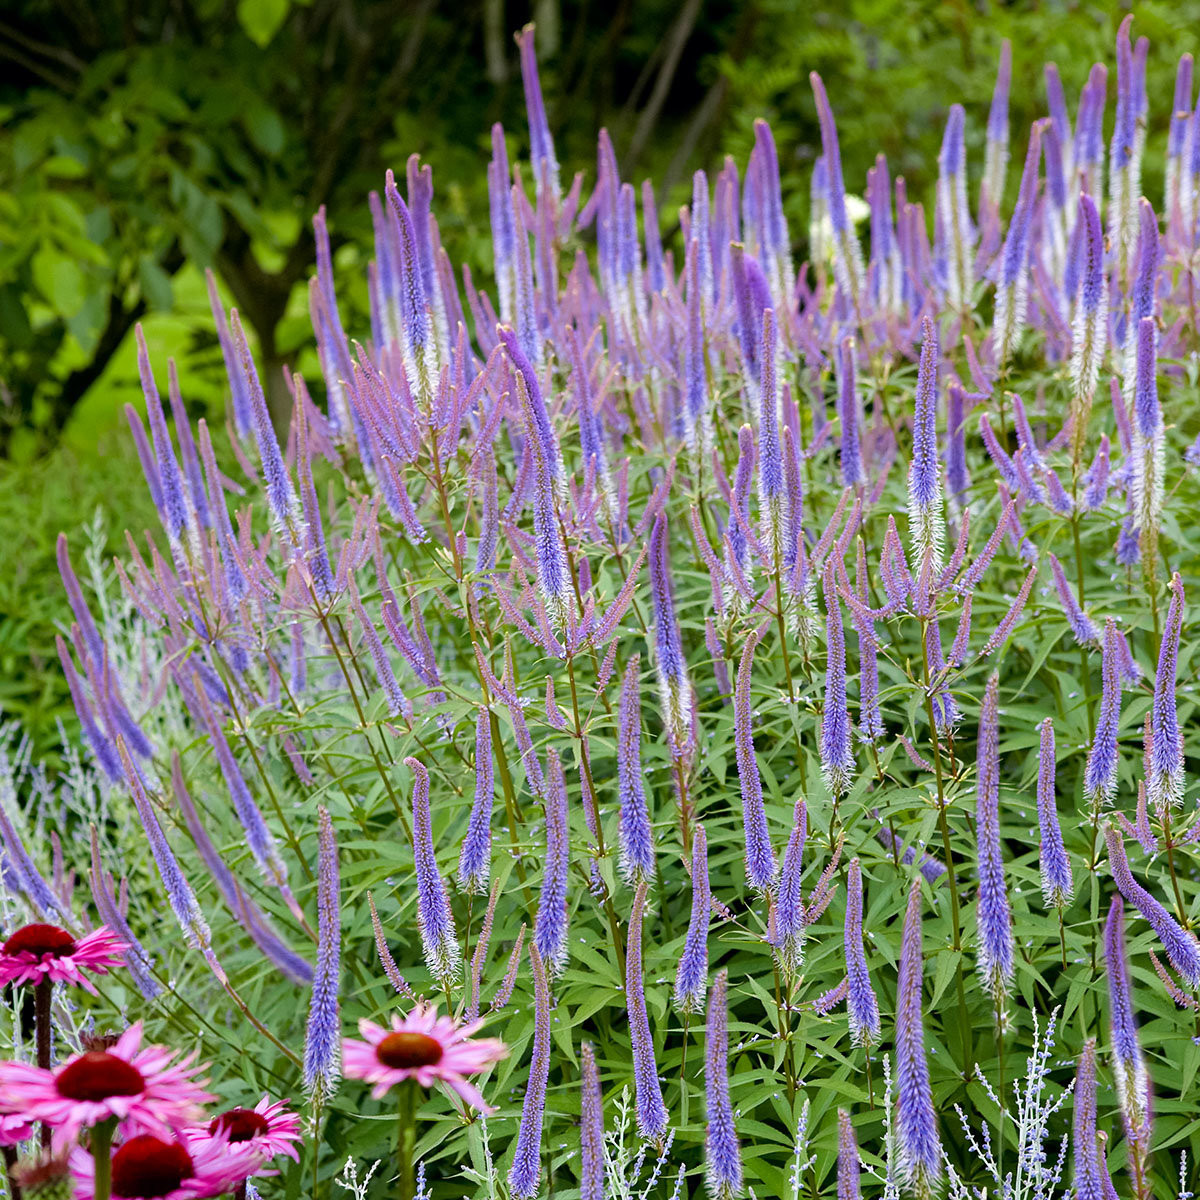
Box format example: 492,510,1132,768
993,122,1043,369
509,944,552,1200
618,655,656,884
734,629,777,891
704,970,742,1200
627,881,669,1143
982,40,1012,212
938,105,973,311
837,336,865,488
458,709,494,895
895,876,941,1197
1106,824,1200,986
945,382,969,510
1108,16,1141,268
1147,573,1185,814
1073,1039,1112,1200
650,515,695,762
837,1110,862,1200
580,1042,605,1200
758,307,785,556
1104,898,1153,1171
516,26,559,201
406,757,461,983
135,328,189,549
773,799,807,972
1048,553,1100,645
908,315,943,570
844,858,880,1047
1069,193,1107,461
1085,619,1122,802
975,672,1014,996
1167,54,1194,215
534,748,570,976
821,562,855,796
674,823,711,1014
809,72,865,302
304,805,341,1101
1036,719,1073,909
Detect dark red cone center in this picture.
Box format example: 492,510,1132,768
376,1031,444,1069
209,1107,271,1142
56,1051,145,1101
2,924,76,958
111,1136,194,1199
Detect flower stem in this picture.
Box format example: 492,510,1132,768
93,1118,116,1200
396,1077,420,1200
35,975,51,1149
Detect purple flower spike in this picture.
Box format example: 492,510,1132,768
837,1110,862,1200
1073,1040,1112,1200
135,329,190,549
735,628,778,891
704,970,742,1200
509,943,552,1200
821,563,855,796
1048,553,1099,644
844,858,880,1047
650,514,696,761
627,881,669,1143
758,307,785,554
982,39,1012,211
515,26,559,201
946,382,970,510
938,105,973,310
1036,719,1073,910
1106,824,1200,986
993,121,1043,368
837,336,865,489
304,805,341,1100
1147,573,1185,814
908,315,943,569
406,756,461,983
895,876,941,1196
1104,899,1153,1157
1108,16,1142,262
534,749,571,977
618,655,657,884
675,824,711,1014
1168,55,1194,213
580,1042,605,1200
1082,434,1111,510
1070,193,1107,413
458,710,494,894
975,673,1014,995
809,72,864,300
774,799,808,971
1085,619,1122,802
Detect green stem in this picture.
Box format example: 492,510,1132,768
92,1118,116,1200
396,1077,420,1200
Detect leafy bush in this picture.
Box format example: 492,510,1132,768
4,14,1200,1200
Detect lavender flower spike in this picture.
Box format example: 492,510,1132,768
1106,824,1200,986
534,748,571,976
674,823,711,1014
975,672,1014,996
1048,553,1100,645
982,39,1012,211
509,944,552,1200
1073,1039,1112,1200
837,336,865,489
809,72,865,301
650,514,696,761
515,25,560,201
1036,719,1073,910
406,756,461,983
895,876,941,1197
773,799,808,972
1085,619,1123,802
618,655,656,884
1104,898,1153,1168
627,881,669,1143
1069,193,1106,455
580,1042,605,1200
304,805,341,1101
458,709,493,895
704,970,742,1200
1131,315,1164,539
837,1110,862,1200
844,858,880,1047
821,562,856,797
908,314,944,570
1147,573,1185,814
735,627,777,891
938,105,973,310
993,121,1043,369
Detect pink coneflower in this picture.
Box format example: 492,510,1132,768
0,1023,212,1147
0,1112,34,1146
183,1096,302,1164
343,1005,507,1113
0,924,127,992
71,1133,259,1200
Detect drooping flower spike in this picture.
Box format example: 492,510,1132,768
704,970,742,1200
